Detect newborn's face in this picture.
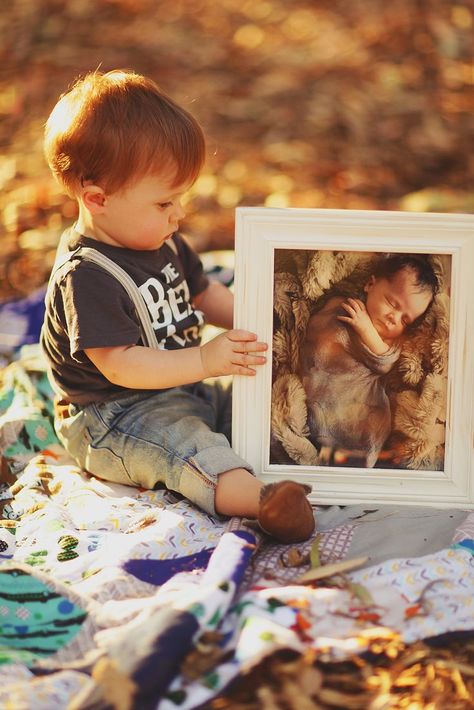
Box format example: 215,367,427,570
364,269,432,340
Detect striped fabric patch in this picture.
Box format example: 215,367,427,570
0,567,87,666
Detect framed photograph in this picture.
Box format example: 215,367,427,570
233,207,474,508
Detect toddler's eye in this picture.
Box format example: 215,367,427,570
157,201,172,209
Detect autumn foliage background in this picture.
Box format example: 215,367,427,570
0,0,472,300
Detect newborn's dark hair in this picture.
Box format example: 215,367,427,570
373,254,439,297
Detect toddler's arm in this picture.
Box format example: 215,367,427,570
193,281,234,330
337,298,390,355
84,329,267,390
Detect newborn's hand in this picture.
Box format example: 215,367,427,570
337,298,376,337
200,329,267,378
337,299,390,354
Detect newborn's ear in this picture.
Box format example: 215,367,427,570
364,275,375,293
302,483,312,495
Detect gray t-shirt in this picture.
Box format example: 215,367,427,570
41,228,209,405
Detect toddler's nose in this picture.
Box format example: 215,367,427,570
173,201,186,221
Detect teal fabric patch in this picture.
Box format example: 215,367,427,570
0,567,87,666
0,363,59,473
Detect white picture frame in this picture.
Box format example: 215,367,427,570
233,207,474,508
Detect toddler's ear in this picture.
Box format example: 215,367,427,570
81,185,107,213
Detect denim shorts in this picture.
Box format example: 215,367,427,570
54,382,253,516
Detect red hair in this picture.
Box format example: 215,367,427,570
44,70,205,196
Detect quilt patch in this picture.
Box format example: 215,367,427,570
0,346,472,709
0,566,87,666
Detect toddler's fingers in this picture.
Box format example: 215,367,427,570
240,353,266,367
227,329,258,343
243,340,267,353
232,363,256,376
229,339,267,371
234,340,267,355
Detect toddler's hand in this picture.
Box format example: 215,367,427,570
337,298,376,337
200,329,267,378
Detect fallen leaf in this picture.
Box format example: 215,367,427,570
309,534,321,569
296,557,369,584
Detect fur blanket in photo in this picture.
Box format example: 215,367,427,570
271,249,450,471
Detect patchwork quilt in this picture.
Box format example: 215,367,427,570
1,348,474,709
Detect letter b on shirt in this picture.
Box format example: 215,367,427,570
139,277,192,330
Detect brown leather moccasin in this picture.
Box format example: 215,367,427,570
257,480,315,544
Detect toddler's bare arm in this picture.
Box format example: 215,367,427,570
193,281,234,330
84,329,267,389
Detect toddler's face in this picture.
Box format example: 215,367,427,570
97,168,191,250
364,267,432,340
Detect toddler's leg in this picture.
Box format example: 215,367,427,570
215,468,263,517
215,468,315,544
55,389,315,544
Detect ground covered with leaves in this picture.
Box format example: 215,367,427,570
208,635,474,709
191,539,474,709
1,1,473,706
0,0,473,299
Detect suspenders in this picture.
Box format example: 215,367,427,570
48,237,180,349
